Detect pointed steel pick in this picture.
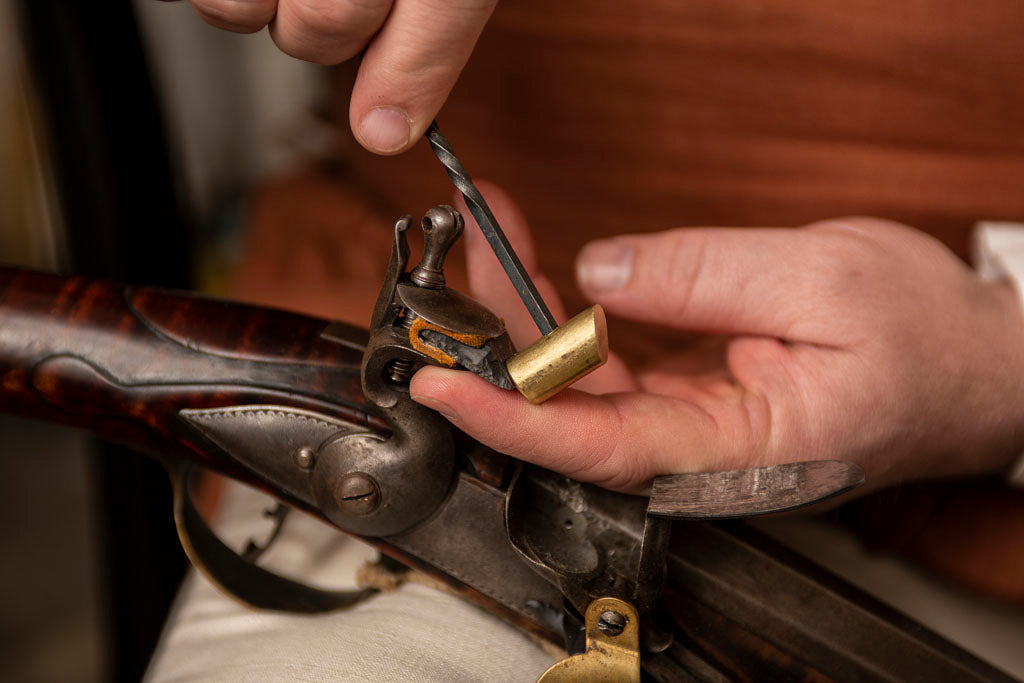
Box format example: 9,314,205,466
648,460,865,520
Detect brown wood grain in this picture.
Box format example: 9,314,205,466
0,266,385,498
0,266,1011,677
346,0,1024,257
0,267,544,640
260,0,1024,364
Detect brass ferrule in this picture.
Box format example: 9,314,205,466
506,305,609,404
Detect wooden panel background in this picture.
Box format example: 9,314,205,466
237,0,1024,360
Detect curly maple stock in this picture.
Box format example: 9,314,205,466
0,266,559,642
0,266,1014,681
0,266,387,500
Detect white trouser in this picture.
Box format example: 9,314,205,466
145,481,557,682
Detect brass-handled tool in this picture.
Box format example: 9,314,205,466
505,305,607,403
424,121,607,403
364,204,606,405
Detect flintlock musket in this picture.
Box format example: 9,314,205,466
0,122,1013,680
0,219,1012,680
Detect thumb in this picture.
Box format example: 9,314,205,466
349,1,498,154
409,366,770,493
575,227,830,342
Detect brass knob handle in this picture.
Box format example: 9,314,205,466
507,305,609,404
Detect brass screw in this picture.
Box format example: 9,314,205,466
597,610,626,636
335,473,381,515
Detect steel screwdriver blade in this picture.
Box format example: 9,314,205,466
425,121,557,336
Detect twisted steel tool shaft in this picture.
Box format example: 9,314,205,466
425,121,557,336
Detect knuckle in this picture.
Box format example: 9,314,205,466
586,401,642,490
801,226,885,297
284,0,388,36
752,383,803,463
645,229,709,318
585,444,627,487
534,401,635,490
806,216,903,238
191,0,275,32
803,217,918,271
270,37,334,64
600,442,642,491
274,0,390,63
418,0,497,10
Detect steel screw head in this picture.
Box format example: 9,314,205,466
334,472,381,515
294,447,315,470
597,610,626,636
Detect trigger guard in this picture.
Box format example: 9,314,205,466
172,464,376,613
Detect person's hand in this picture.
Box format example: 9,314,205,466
410,182,1024,495
184,0,497,154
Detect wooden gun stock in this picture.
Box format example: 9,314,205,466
0,265,556,638
0,266,386,503
0,266,1013,682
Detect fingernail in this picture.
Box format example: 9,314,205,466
358,107,411,154
577,240,633,293
410,395,459,423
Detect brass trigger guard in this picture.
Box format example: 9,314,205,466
171,463,376,613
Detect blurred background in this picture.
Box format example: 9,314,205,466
1,1,1023,681
0,2,326,680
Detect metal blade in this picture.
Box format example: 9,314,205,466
425,121,557,335
648,460,865,520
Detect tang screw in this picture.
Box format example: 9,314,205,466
294,447,315,470
335,472,381,515
597,610,626,637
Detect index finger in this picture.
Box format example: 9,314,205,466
576,223,882,346
189,0,277,32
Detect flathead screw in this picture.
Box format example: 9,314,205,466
335,473,381,515
597,610,626,637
